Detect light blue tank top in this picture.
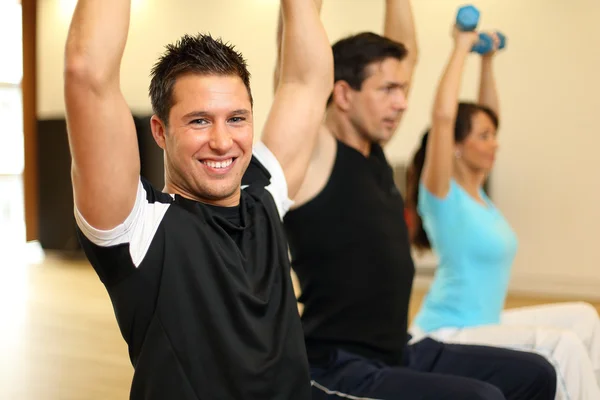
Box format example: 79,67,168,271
413,179,518,333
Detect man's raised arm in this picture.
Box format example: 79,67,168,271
261,0,333,200
273,0,324,93
64,0,140,230
384,0,419,89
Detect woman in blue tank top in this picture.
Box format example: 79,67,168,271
405,24,600,400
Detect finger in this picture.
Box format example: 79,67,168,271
494,33,501,49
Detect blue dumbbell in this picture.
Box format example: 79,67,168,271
472,32,507,54
456,5,480,31
497,32,507,49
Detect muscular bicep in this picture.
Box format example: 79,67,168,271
65,71,141,231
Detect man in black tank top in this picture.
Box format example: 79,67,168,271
278,1,557,399
64,0,333,398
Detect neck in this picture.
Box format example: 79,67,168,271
163,181,240,208
453,161,488,194
325,107,371,157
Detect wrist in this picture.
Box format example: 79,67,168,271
481,55,494,64
452,43,471,56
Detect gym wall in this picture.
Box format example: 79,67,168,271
36,0,600,298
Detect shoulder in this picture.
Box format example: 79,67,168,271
418,179,461,218
75,177,173,271
242,142,293,220
140,177,174,205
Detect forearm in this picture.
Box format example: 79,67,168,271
273,9,283,92
432,46,469,122
384,0,418,64
279,0,331,89
478,57,500,117
64,0,131,88
421,46,469,196
274,0,323,92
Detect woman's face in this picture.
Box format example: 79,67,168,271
456,111,498,172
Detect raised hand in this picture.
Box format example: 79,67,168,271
452,25,480,52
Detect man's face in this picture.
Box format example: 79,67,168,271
347,58,409,143
152,73,253,205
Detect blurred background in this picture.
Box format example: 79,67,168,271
1,0,599,398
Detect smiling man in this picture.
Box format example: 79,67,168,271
63,0,332,398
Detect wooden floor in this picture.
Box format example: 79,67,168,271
2,248,599,399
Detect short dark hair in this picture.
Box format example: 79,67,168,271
406,102,499,250
329,32,408,104
149,33,253,125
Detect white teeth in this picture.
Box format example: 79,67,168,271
202,159,233,169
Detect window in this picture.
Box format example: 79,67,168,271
0,1,23,85
0,85,24,175
0,1,25,247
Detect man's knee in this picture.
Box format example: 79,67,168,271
465,382,505,400
423,379,505,400
520,352,557,399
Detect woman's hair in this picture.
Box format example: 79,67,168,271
406,102,499,250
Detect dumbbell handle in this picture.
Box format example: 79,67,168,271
472,32,507,55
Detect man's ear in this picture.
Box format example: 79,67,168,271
150,115,167,150
331,80,355,112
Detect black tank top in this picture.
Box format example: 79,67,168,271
283,140,415,366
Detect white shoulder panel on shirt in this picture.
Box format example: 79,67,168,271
251,141,294,219
74,179,170,267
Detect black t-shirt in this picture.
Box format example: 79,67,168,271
283,140,415,366
75,143,311,400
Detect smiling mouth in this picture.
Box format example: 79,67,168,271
200,158,235,169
